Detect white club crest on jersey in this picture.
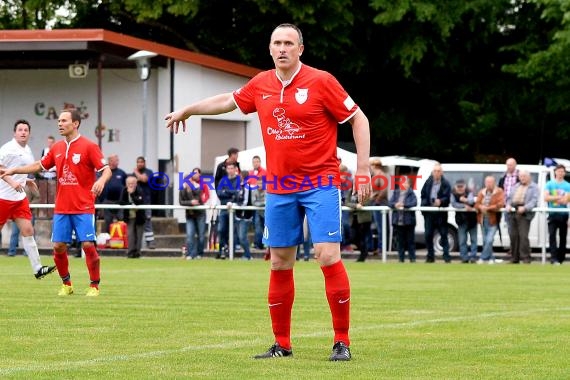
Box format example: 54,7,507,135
295,88,308,104
72,153,81,164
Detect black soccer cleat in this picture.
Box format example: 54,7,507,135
35,265,56,280
254,343,293,359
329,341,351,361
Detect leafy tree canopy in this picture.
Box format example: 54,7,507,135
5,0,570,163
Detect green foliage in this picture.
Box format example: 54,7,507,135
5,0,570,162
110,0,199,21
0,0,69,29
369,0,513,76
503,0,570,114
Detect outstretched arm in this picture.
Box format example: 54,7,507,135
350,109,372,203
164,92,237,133
0,161,42,178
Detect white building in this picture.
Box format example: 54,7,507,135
0,29,263,222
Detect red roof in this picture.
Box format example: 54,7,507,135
0,29,261,78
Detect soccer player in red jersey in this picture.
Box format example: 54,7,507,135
165,23,372,361
0,109,111,297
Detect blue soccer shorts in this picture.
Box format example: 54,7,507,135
52,213,97,243
263,187,342,247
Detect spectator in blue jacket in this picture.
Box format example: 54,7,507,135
420,163,452,263
389,177,417,262
216,162,240,259
451,179,478,263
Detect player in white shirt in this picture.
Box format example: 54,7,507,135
0,119,55,279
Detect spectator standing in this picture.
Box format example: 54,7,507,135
215,148,241,188
164,23,371,361
249,155,267,249
543,164,570,264
251,176,266,250
235,170,253,260
99,154,127,233
119,175,146,258
389,177,417,263
132,156,156,249
506,170,538,264
250,155,267,183
498,158,520,197
215,162,240,259
339,164,353,252
296,217,312,261
498,157,519,259
347,192,373,262
451,179,478,263
420,163,452,263
370,158,389,254
0,119,55,278
475,176,504,264
39,135,56,179
179,168,209,260
0,109,112,295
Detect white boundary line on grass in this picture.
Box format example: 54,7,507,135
1,307,569,375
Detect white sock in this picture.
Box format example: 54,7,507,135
22,235,42,273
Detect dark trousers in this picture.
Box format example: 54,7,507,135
548,214,568,263
424,213,450,261
341,210,351,246
127,220,144,258
509,213,531,263
395,224,416,262
355,222,372,262
254,211,265,248
103,201,123,233
218,210,230,252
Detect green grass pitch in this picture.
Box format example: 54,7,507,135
1,256,569,379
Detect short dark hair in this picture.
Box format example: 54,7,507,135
274,23,303,45
13,119,31,132
61,108,82,127
192,167,201,174
555,164,566,172
252,155,261,160
136,156,146,162
227,147,239,156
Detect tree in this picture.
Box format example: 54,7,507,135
0,0,69,29
365,0,553,162
13,0,569,162
503,0,570,150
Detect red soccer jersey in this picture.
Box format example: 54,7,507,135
233,64,359,194
41,135,108,214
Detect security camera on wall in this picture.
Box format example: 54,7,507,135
69,64,88,78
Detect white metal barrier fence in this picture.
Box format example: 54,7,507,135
29,204,569,263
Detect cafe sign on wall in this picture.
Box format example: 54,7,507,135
33,101,120,142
